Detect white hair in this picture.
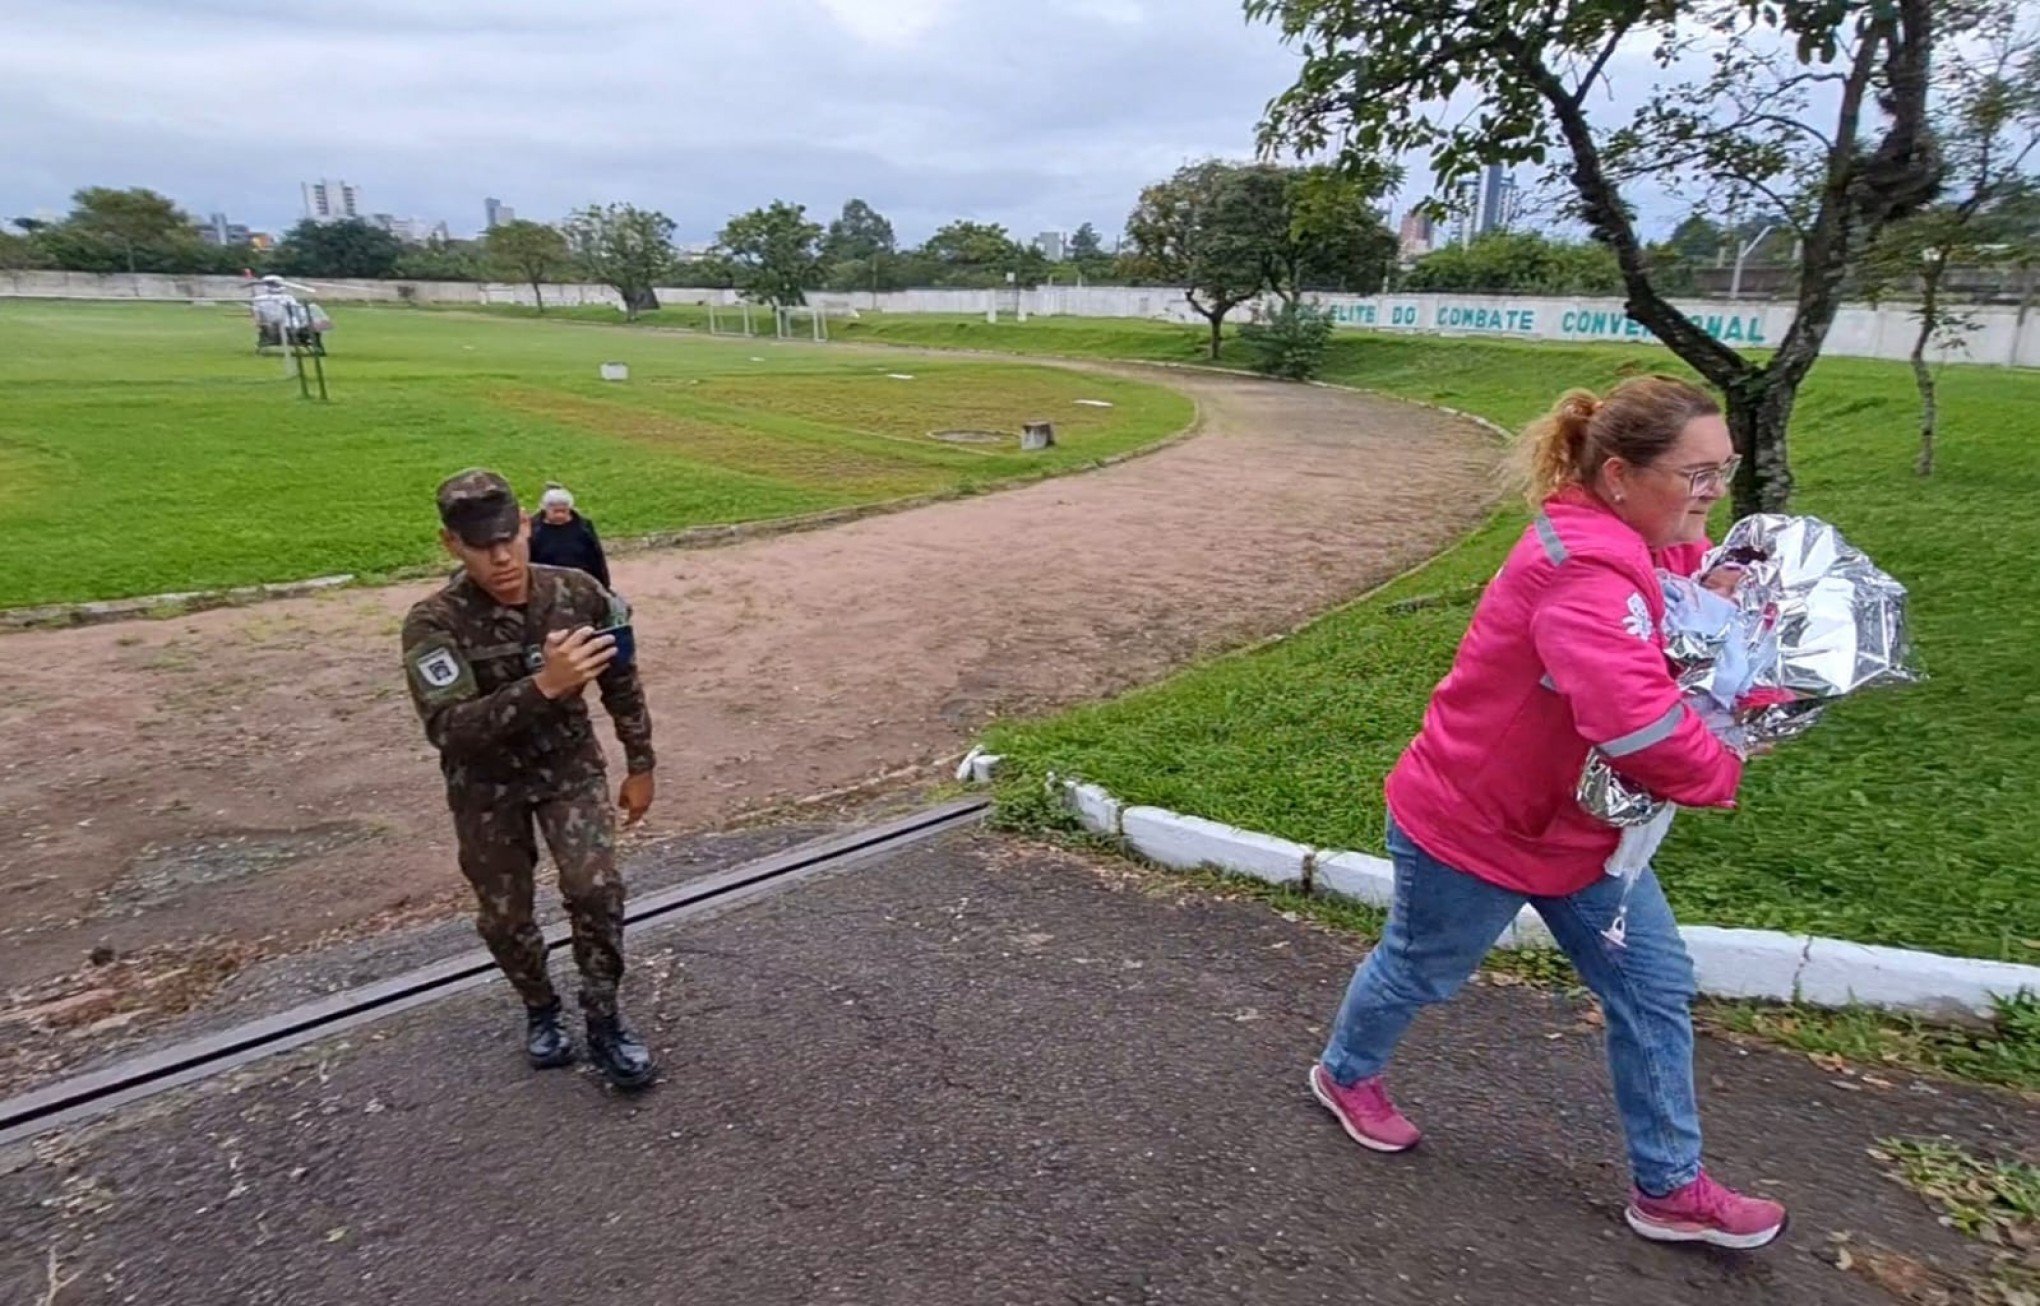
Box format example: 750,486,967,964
540,484,574,511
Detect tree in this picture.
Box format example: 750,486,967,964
1249,0,1941,515
485,219,573,313
717,200,825,306
1403,230,1623,294
1666,212,1728,266
66,187,196,274
1865,0,2040,476
564,203,676,319
824,255,916,293
1067,222,1119,281
1068,222,1105,264
394,237,487,282
272,218,404,279
919,220,1044,285
666,254,737,289
1126,161,1279,358
823,199,895,262
0,228,43,270
822,198,897,293
1241,301,1337,378
1267,164,1401,302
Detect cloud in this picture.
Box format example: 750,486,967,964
0,0,1303,242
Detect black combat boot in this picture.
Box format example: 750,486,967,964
525,1001,574,1069
585,1012,656,1090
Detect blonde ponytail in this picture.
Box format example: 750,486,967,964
1516,389,1600,505
1512,376,1720,506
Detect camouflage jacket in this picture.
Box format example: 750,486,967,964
400,564,654,802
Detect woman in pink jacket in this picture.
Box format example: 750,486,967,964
1308,376,1786,1249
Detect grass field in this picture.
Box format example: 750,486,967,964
493,304,2040,961
0,302,1192,608
693,316,2040,965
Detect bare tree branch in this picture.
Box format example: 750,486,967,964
1569,26,1631,108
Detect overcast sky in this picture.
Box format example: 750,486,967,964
2,0,1697,245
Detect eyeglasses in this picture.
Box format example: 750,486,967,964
1650,454,1742,497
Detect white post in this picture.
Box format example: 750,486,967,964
1729,225,1776,303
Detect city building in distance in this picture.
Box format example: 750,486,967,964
1398,209,1435,260
371,213,452,244
198,212,253,247
301,179,361,223
1446,164,1520,246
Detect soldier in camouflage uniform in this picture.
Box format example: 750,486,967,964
401,469,658,1089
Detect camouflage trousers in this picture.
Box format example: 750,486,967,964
450,776,625,1019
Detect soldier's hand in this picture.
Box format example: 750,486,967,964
533,626,616,700
618,771,655,828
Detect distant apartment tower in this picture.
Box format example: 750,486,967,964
373,214,450,244
1444,164,1525,245
1449,164,1520,246
1398,209,1435,260
302,179,361,223
1478,163,1519,236
199,212,253,247
485,197,516,229
1033,230,1067,262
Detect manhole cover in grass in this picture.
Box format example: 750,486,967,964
929,429,1012,445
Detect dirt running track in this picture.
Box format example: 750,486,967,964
0,365,1496,996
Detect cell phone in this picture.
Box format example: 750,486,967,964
593,617,635,667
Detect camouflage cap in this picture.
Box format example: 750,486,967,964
436,468,524,546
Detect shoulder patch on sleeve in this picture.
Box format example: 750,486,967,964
408,640,477,703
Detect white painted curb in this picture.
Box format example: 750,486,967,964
954,749,1004,784
1122,807,1309,887
1013,776,2040,1021
1064,782,1124,837
1313,850,1394,909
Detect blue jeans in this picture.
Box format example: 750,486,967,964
1321,817,1702,1195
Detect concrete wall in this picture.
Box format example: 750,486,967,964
671,282,2039,366
0,269,621,309
1301,290,2040,367
8,270,2033,367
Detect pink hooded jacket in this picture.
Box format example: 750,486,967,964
1384,486,1742,897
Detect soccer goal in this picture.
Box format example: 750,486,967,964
706,302,757,337
775,305,828,342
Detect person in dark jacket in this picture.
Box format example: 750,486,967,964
528,484,611,589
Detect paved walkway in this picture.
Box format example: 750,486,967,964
4,831,2023,1304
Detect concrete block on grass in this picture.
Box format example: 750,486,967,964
1312,850,1395,910
1797,939,2040,1020
1680,927,1811,1003
1121,807,1308,887
1062,782,1123,837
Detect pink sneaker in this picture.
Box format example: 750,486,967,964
1626,1170,1788,1250
1308,1063,1421,1153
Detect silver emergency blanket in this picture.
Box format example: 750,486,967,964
1574,514,1918,944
